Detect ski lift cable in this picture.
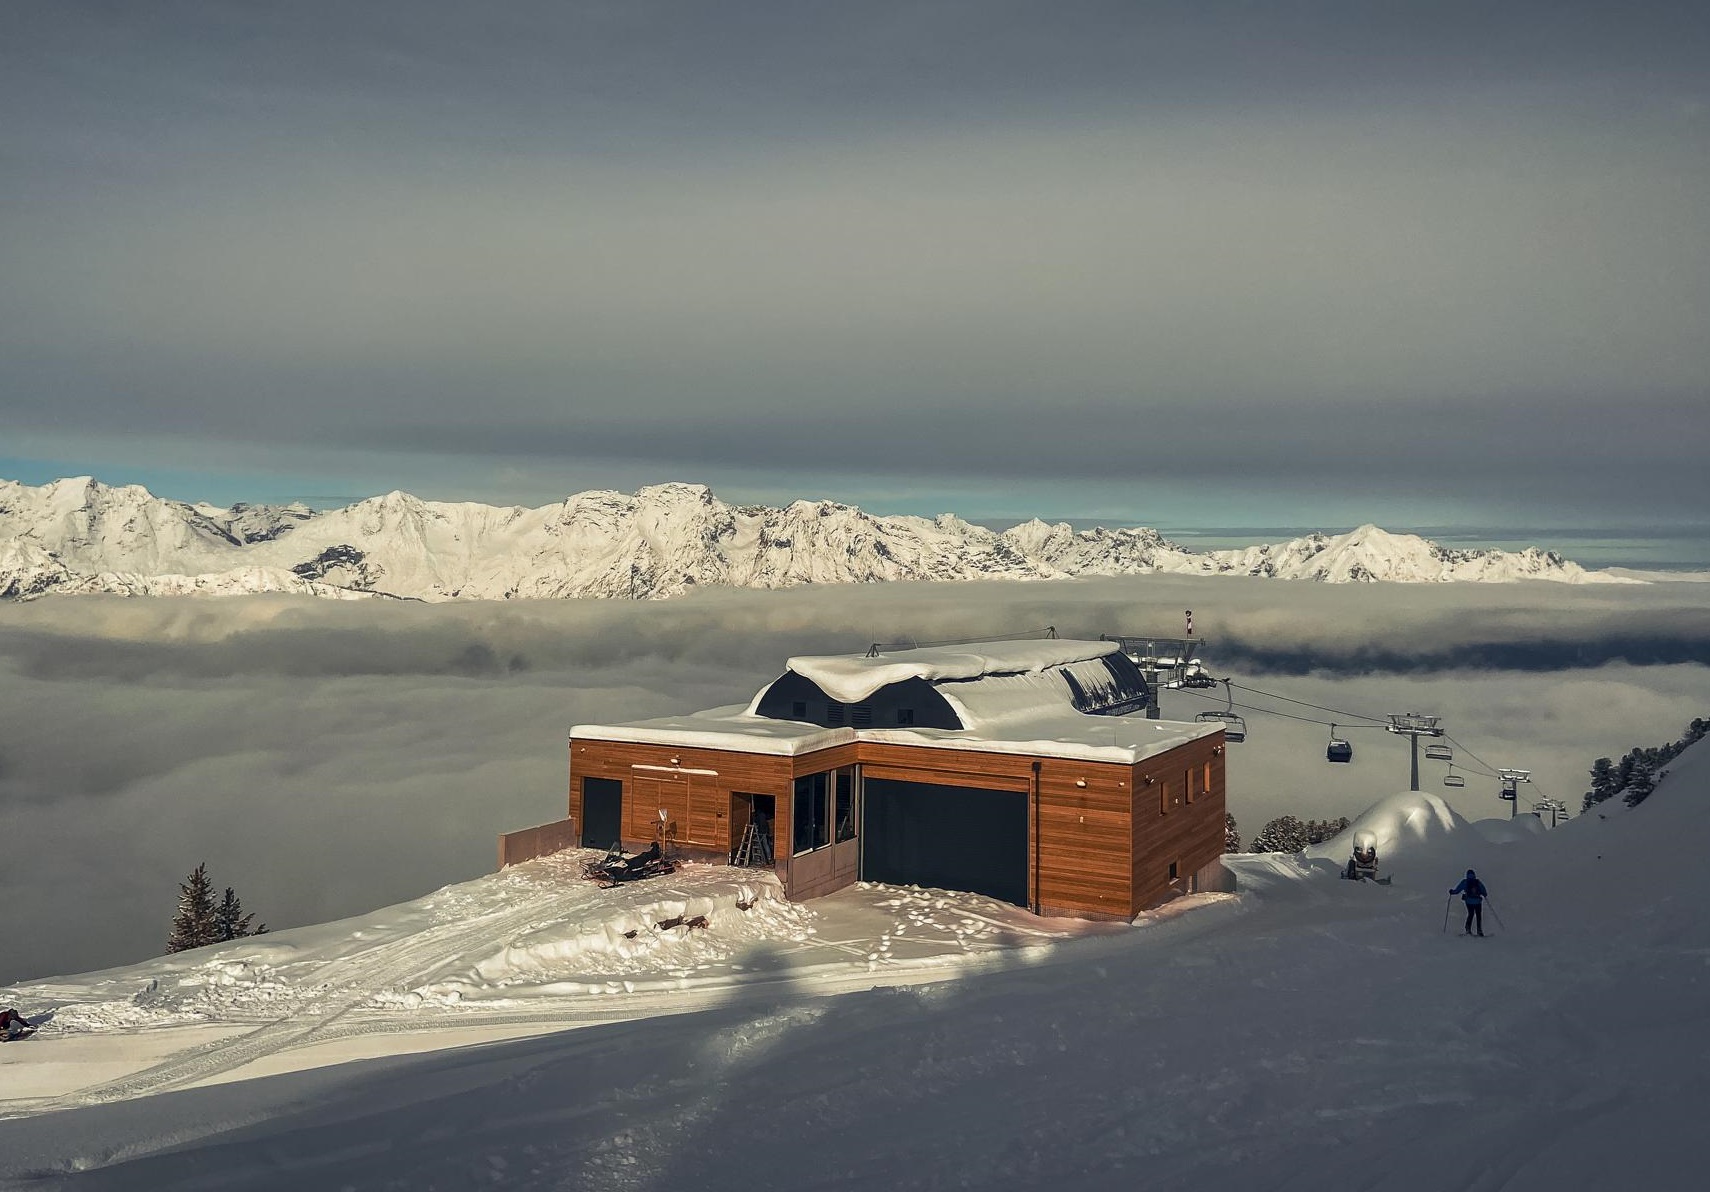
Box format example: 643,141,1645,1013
1442,734,1505,779
1174,686,1357,729
1177,678,1518,776
1175,686,1339,727
1442,733,1495,770
1224,682,1390,725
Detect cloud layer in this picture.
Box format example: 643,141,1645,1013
3,577,1706,982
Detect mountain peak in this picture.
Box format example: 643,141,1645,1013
0,476,1635,601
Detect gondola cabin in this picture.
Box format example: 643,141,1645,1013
503,639,1230,919
1326,739,1353,763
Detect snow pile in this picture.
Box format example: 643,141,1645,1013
451,883,815,1001
1301,789,1468,865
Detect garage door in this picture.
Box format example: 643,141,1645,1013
860,778,1028,907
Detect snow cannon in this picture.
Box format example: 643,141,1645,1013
1342,830,1385,883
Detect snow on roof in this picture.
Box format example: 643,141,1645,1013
576,693,1222,765
577,639,1219,763
782,639,1121,705
573,705,855,757
859,712,1220,765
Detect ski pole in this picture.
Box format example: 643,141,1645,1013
1484,897,1505,932
1442,895,1452,933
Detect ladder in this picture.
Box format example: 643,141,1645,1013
733,820,773,868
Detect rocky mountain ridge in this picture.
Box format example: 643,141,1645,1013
0,476,1632,601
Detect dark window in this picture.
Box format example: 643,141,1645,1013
826,702,845,725
895,708,914,726
1168,860,1180,881
793,772,831,854
835,768,856,842
852,704,873,727
791,700,807,719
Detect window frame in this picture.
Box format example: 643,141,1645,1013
793,771,832,856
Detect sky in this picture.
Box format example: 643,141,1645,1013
2,576,1706,982
2,1,1708,529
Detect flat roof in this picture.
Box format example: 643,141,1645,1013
572,706,853,758
571,703,1222,765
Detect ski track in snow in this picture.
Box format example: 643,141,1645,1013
2,859,1135,1121
21,884,578,1111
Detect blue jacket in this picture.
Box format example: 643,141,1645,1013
1451,874,1486,903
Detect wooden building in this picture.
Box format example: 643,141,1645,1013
503,639,1228,919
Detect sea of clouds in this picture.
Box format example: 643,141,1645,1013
2,576,1706,982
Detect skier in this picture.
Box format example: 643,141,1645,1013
0,1008,33,1040
1450,869,1487,936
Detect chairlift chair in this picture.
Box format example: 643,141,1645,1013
1326,725,1353,764
1193,678,1247,743
1425,743,1453,762
1442,764,1466,789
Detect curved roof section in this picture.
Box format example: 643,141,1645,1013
774,639,1121,706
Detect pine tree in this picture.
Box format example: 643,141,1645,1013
1224,812,1241,853
1622,759,1659,808
167,863,220,953
1583,757,1618,812
1250,814,1309,854
215,887,265,941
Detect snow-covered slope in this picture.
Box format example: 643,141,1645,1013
4,747,1707,1188
0,476,1630,602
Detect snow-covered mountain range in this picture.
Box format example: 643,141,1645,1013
0,476,1632,602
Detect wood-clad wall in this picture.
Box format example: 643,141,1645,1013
1035,758,1135,918
1131,731,1227,913
569,739,794,864
568,730,1228,919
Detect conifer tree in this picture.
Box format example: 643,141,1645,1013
1622,759,1659,808
1583,757,1618,812
1224,812,1241,853
216,887,265,941
167,863,220,953
1250,814,1309,854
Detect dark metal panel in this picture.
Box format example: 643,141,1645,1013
753,672,962,729
580,776,623,848
860,778,1028,907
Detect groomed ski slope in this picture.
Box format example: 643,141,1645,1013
3,746,1707,1190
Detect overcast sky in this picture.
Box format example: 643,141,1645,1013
3,2,1707,528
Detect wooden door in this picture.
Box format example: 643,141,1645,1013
629,775,689,847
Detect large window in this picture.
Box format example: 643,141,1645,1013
794,772,830,855
795,767,857,855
